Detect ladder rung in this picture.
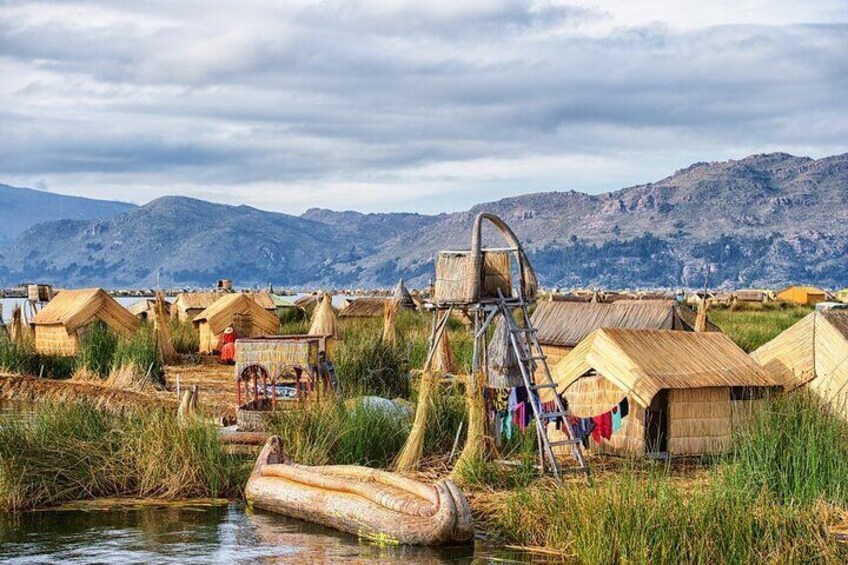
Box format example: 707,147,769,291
529,383,557,390
512,327,537,333
549,439,582,447
540,411,568,419
520,355,547,362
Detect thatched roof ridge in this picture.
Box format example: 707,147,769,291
33,288,138,336
173,292,221,311
339,297,389,318
193,293,279,335
548,328,776,407
531,300,719,347
393,279,415,308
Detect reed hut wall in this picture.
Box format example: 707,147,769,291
667,387,732,455
34,323,80,356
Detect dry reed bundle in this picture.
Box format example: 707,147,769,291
9,305,29,345
155,291,177,364
382,298,400,346
0,305,7,342
452,370,495,475
431,325,459,374
0,375,177,413
177,385,199,424
104,363,164,392
396,310,451,472
486,315,524,388
309,293,338,338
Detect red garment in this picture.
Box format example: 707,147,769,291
591,415,603,442
599,411,613,440
219,342,236,363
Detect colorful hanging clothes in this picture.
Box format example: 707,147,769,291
611,405,622,433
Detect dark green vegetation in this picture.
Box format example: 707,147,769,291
710,303,812,352
0,321,164,385
0,402,246,512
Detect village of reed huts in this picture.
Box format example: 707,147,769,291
32,288,139,356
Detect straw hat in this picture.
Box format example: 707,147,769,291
224,326,234,335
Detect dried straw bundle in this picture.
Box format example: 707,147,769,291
155,292,177,365
9,305,29,345
452,370,495,475
431,326,459,374
486,315,524,388
395,369,439,473
309,293,339,338
382,298,400,346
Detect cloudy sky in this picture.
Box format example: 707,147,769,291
1,1,846,214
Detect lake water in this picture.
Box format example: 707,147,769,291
0,504,541,564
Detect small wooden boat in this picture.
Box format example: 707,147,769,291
245,436,474,546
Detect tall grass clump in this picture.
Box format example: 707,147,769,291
335,333,409,399
168,317,199,354
0,401,247,511
726,391,848,504
77,321,119,378
112,323,165,386
709,306,810,352
486,473,846,564
265,400,411,468
0,338,76,379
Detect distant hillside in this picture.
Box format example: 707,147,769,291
1,152,846,289
0,184,135,243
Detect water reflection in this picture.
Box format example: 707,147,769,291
0,504,550,564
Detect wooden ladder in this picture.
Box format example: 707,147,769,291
496,291,591,482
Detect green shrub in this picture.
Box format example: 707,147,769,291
113,323,165,386
77,321,118,378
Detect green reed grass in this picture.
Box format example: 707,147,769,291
113,323,165,386
168,317,200,355
0,402,248,512
726,391,848,504
77,321,119,378
709,305,811,352
0,338,76,379
264,400,411,468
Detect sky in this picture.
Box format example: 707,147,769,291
1,0,846,214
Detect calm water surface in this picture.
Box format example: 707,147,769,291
0,504,542,564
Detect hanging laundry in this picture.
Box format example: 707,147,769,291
490,388,509,412
579,418,595,448
612,405,622,433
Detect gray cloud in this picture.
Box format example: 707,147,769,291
0,1,846,213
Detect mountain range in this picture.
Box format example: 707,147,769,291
1,152,846,290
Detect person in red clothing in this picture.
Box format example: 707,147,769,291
218,326,237,364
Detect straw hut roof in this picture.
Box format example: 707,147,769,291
393,279,415,308
243,292,278,311
192,293,279,335
531,300,718,348
751,310,848,393
309,292,339,338
339,297,389,318
173,292,221,311
546,328,775,407
294,294,320,310
33,288,138,336
128,298,171,318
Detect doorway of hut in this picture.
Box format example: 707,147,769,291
645,389,669,459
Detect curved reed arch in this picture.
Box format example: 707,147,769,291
468,212,538,303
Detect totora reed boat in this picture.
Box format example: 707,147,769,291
245,436,475,546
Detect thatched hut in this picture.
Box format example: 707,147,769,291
530,300,719,369
751,310,848,419
294,294,320,316
172,292,221,322
338,297,390,319
32,289,139,356
776,285,827,306
128,298,171,321
193,294,280,354
393,279,415,309
543,329,776,457
734,289,771,304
